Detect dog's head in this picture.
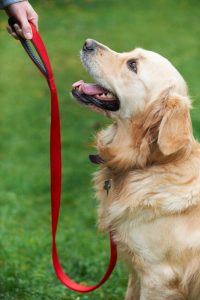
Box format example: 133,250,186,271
72,39,194,170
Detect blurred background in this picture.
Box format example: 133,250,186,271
0,1,200,299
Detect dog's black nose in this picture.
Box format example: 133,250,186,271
83,39,96,51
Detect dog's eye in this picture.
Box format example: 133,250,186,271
127,59,137,73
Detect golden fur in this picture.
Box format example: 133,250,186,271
80,40,200,299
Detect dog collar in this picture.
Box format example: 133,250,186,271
89,154,105,164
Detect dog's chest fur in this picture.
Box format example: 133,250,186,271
94,157,200,290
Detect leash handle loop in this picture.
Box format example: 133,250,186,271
8,17,48,78
8,17,117,292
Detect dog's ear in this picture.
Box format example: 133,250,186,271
157,96,192,156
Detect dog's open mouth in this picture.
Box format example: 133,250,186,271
72,80,120,111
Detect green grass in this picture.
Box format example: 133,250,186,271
0,0,200,299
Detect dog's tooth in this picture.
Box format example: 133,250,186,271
107,92,113,98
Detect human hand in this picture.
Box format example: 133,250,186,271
6,1,38,40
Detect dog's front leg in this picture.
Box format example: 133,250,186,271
125,273,140,300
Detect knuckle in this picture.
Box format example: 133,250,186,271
33,12,39,20
22,25,31,31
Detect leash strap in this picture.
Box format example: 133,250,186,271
8,17,117,292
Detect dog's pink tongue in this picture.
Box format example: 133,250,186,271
72,80,107,95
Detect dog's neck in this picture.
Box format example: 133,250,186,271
96,97,194,172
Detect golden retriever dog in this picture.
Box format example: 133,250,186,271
72,39,200,300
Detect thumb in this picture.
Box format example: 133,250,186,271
20,17,32,39
29,15,39,31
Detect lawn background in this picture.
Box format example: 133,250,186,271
0,1,200,299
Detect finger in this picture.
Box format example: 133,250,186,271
11,32,19,40
7,25,13,34
26,4,39,31
29,14,39,31
6,25,19,40
14,23,23,37
20,18,33,39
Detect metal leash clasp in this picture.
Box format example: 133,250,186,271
104,179,112,195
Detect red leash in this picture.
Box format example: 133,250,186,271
8,17,117,292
